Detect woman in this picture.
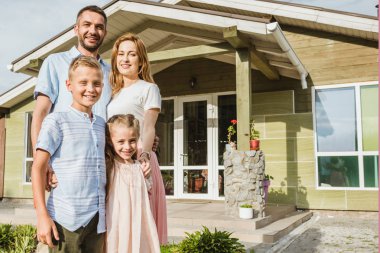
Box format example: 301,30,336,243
107,33,168,245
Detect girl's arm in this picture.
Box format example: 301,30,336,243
31,149,59,248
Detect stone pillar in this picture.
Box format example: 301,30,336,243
224,149,265,218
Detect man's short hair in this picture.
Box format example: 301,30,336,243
68,56,103,80
77,5,107,25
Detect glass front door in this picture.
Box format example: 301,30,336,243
156,93,236,200
177,95,213,199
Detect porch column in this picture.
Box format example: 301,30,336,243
235,49,251,150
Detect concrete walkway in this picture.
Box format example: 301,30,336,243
0,199,378,252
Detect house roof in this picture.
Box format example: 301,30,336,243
0,77,36,108
3,0,377,107
164,0,378,41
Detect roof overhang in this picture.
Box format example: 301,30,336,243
168,0,378,41
0,77,36,108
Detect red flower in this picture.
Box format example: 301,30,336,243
230,119,237,124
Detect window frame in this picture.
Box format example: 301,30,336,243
312,81,378,191
23,111,33,184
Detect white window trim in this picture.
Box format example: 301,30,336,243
23,112,33,185
312,81,378,191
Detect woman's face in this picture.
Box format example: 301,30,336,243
116,40,140,79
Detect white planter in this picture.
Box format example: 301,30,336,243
239,207,253,219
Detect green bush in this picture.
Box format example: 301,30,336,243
0,224,37,253
160,243,181,253
178,226,245,253
240,204,253,208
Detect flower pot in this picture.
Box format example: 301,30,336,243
249,139,260,150
225,143,231,152
239,207,253,219
263,179,270,202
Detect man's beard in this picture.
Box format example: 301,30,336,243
79,36,103,53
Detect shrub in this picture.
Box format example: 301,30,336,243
179,226,245,253
160,243,181,253
0,224,37,253
240,204,253,208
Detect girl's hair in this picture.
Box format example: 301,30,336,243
105,114,140,196
109,33,154,96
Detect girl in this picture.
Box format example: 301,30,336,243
107,33,168,244
105,114,160,253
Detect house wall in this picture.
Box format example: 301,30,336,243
155,33,378,210
3,97,35,198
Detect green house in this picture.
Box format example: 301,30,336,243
1,0,378,211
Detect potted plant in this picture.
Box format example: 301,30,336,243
239,203,253,219
263,174,274,202
249,120,260,150
226,119,237,151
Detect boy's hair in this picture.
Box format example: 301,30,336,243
105,114,140,196
77,5,107,25
68,56,103,80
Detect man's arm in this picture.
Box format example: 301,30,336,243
31,149,59,248
32,95,56,191
31,95,52,155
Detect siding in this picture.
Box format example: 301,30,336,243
3,97,35,198
283,26,378,86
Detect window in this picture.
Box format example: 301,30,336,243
314,83,378,189
24,112,33,183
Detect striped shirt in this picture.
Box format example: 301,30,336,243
36,106,106,233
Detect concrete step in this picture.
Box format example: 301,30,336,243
168,204,296,231
168,210,313,244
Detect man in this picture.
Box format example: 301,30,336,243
32,5,110,151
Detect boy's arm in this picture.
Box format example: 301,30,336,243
31,149,59,248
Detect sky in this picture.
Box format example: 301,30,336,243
0,0,378,95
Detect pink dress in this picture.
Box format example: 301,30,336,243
106,160,160,253
148,151,168,244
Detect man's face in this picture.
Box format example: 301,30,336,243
74,10,107,53
66,66,103,113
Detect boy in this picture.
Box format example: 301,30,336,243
32,56,106,252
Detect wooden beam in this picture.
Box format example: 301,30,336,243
256,46,287,58
250,49,279,80
148,42,234,64
269,60,296,70
223,26,279,80
235,48,251,150
150,21,223,41
29,58,43,71
223,26,250,49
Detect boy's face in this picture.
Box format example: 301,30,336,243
66,66,103,114
110,125,138,163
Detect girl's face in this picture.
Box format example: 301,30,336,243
116,40,140,80
110,125,138,163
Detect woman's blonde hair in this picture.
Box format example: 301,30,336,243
105,114,140,197
109,33,154,96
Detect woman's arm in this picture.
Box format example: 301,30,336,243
142,108,160,154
